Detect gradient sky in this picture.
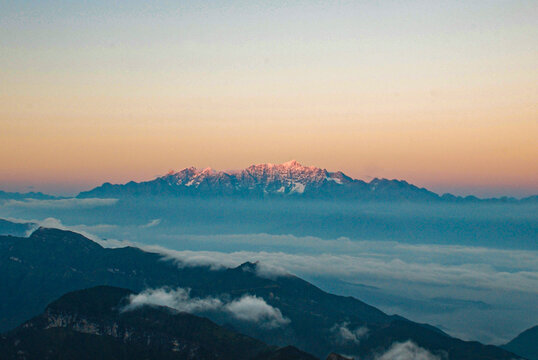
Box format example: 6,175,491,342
1,0,537,197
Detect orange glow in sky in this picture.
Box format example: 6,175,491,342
1,1,537,197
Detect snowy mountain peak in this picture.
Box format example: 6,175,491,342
157,161,351,194
282,160,301,168
78,161,442,201
200,167,216,174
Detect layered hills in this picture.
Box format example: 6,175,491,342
0,226,521,359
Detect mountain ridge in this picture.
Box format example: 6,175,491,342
76,160,536,202
0,226,522,359
502,325,538,360
0,285,317,360
0,190,60,201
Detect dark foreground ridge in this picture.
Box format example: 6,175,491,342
0,286,316,360
0,226,522,359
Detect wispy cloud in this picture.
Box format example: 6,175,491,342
331,322,369,345
140,219,161,228
124,287,290,329
0,198,118,209
149,248,538,294
13,221,534,294
157,232,538,271
4,217,117,242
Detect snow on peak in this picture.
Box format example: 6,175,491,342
290,182,306,193
282,160,301,168
160,160,352,194
200,167,216,174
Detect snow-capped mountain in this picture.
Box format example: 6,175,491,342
77,160,440,201
161,160,353,195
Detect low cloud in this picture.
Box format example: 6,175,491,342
148,232,538,294
331,322,369,345
254,263,289,279
124,287,290,329
140,219,161,228
375,341,441,360
157,249,290,279
0,198,118,209
124,288,222,313
4,217,117,242
225,295,290,328
4,219,536,294
239,261,290,280
157,249,237,270
0,219,534,344
153,248,538,294
6,218,536,294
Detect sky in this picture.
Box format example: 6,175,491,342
1,0,537,197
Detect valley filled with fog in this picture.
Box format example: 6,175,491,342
1,197,536,345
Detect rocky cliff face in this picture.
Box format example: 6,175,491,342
41,309,207,355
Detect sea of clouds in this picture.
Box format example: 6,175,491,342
2,213,537,344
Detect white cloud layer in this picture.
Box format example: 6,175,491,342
124,287,290,329
157,232,538,272
3,218,535,343
6,216,536,297
148,247,538,294
5,218,536,294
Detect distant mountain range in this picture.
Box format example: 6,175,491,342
0,190,59,201
0,161,535,202
77,160,537,202
0,224,522,359
0,286,316,360
0,219,36,237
